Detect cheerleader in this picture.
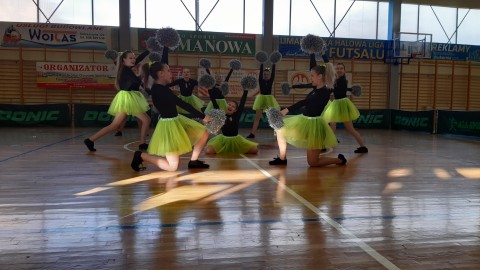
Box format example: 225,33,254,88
130,59,211,172
200,67,234,113
269,63,346,167
246,63,280,139
166,68,204,114
322,63,368,153
205,89,258,155
84,50,151,151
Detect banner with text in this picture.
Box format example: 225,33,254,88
0,104,70,126
36,62,115,88
390,110,435,133
437,110,480,137
138,29,256,56
1,22,109,50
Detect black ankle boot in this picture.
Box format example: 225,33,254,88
84,138,96,151
131,151,145,171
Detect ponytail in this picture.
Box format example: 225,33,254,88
310,62,335,88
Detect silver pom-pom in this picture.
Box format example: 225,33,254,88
240,75,258,90
204,109,226,134
351,84,362,97
300,34,326,54
280,82,291,96
155,27,181,49
266,107,284,130
148,51,162,62
269,51,282,64
255,51,268,63
229,59,242,70
199,58,211,69
146,36,163,52
104,50,118,61
198,74,216,89
220,82,229,96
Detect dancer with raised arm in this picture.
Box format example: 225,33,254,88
246,51,282,139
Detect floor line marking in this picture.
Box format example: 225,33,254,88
240,154,401,270
0,134,86,164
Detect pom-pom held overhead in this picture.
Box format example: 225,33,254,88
104,50,118,61
148,51,162,62
255,51,268,63
280,82,291,96
204,109,227,135
300,34,326,54
266,107,284,130
198,74,216,89
228,59,242,70
220,82,229,96
199,58,212,69
146,36,163,52
351,84,362,97
269,51,282,64
240,75,258,91
155,27,181,50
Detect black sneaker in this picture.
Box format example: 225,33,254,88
321,148,327,153
188,160,210,169
83,138,96,151
139,143,148,150
269,157,287,165
246,133,255,139
131,151,145,171
114,131,122,136
354,146,368,153
338,154,347,165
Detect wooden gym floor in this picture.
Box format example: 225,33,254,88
1,127,479,270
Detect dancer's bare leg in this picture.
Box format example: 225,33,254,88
191,131,209,161
90,113,127,141
276,131,287,160
249,109,263,135
306,149,344,167
141,153,180,172
343,121,365,147
135,113,150,144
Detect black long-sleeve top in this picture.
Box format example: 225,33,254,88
117,50,149,91
151,83,205,119
167,78,198,96
212,90,248,137
287,86,331,117
205,68,234,99
258,63,275,95
333,75,348,99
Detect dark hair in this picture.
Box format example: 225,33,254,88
311,63,335,88
336,62,346,69
149,61,168,80
115,50,133,89
264,67,271,72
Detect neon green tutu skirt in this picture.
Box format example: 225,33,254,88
252,95,280,111
322,98,360,123
279,114,338,150
107,90,150,116
177,95,205,114
147,114,206,156
205,99,227,113
207,134,258,154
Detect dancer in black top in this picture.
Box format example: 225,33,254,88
246,63,281,139
84,50,151,151
200,68,234,113
269,61,346,167
322,62,368,153
205,89,258,154
130,49,211,172
167,68,204,114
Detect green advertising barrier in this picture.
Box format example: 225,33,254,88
0,104,70,126
437,110,480,137
74,104,149,127
390,110,435,133
354,109,390,129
